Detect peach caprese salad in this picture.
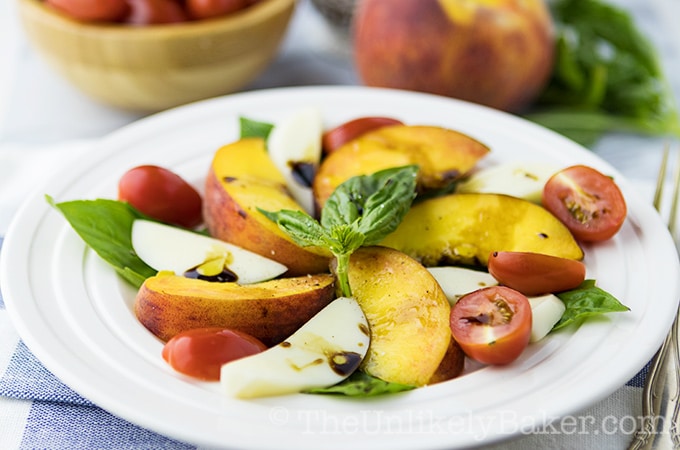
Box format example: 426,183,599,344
49,108,629,398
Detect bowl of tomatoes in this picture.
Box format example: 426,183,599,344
17,0,296,112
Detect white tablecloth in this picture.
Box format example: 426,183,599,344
1,0,679,448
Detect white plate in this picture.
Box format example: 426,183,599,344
2,86,679,449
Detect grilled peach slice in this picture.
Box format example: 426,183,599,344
345,246,454,386
313,125,489,207
380,193,584,267
134,273,335,346
204,138,331,276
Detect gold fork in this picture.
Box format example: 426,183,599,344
629,143,680,450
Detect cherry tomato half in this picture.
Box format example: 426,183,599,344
450,286,532,365
321,117,404,154
542,165,627,242
124,0,188,25
488,251,586,296
118,165,203,228
162,328,266,381
45,0,129,22
186,0,249,20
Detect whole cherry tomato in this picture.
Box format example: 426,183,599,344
322,117,404,154
123,0,188,25
488,251,586,296
450,286,532,365
118,165,203,228
45,0,129,22
162,328,266,381
186,0,249,20
542,165,627,242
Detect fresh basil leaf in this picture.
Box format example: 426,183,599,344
321,165,418,244
319,188,361,231
258,209,328,248
118,267,150,289
239,116,274,140
526,0,680,146
305,371,415,397
357,166,418,244
553,279,630,330
47,195,156,288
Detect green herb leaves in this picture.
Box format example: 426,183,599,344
526,0,680,146
239,117,274,140
554,279,630,330
305,371,415,397
260,165,418,297
324,166,419,245
47,195,156,288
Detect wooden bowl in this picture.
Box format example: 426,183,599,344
18,0,297,112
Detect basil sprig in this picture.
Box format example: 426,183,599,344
260,165,418,297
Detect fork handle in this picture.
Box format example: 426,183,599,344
628,313,680,449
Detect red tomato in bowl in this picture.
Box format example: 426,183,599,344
118,165,203,228
321,117,404,154
162,328,266,381
123,0,188,25
450,286,532,365
488,251,586,296
542,165,627,242
45,0,129,22
186,0,250,20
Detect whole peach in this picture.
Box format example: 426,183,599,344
352,0,555,113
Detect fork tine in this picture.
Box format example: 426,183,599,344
654,143,670,212
668,145,680,237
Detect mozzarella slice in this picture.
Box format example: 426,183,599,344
456,162,560,203
267,107,324,214
131,219,287,285
220,297,370,398
427,266,499,305
528,294,566,342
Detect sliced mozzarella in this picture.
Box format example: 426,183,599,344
220,297,370,398
427,266,499,306
267,106,323,214
528,294,566,342
131,219,287,285
455,162,560,203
